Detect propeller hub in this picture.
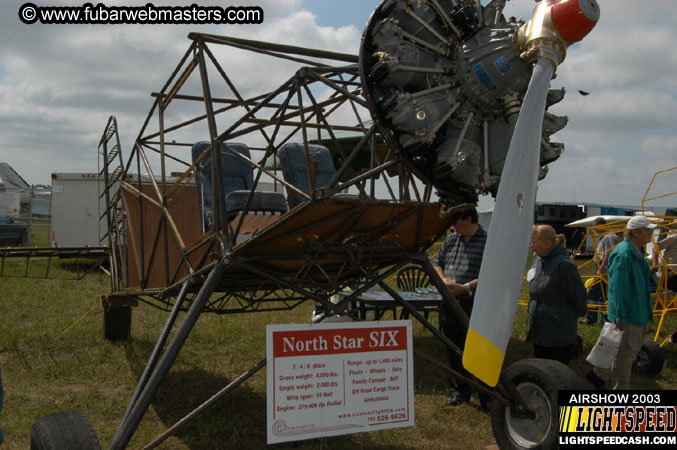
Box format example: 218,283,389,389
551,0,600,43
517,0,600,67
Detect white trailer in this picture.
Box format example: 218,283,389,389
50,173,281,248
50,173,106,248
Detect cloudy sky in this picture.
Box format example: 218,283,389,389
0,0,675,209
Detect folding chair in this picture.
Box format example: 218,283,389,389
396,266,436,319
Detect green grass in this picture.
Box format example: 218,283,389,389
1,217,103,280
0,249,675,449
28,219,51,248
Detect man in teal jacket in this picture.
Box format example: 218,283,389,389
607,216,656,390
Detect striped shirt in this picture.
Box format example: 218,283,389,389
432,226,487,285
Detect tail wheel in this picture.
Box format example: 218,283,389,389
633,339,665,377
491,358,583,449
31,410,101,450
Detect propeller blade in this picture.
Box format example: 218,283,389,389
462,59,555,387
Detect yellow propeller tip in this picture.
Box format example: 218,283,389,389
462,328,505,387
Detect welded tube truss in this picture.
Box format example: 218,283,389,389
98,115,129,292
0,247,107,280
132,240,424,315
100,33,501,448
98,33,434,300
124,187,440,315
112,254,525,449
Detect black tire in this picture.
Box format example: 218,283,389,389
633,339,665,377
31,410,101,450
104,306,131,341
491,358,584,450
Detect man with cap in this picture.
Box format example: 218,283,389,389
606,215,656,389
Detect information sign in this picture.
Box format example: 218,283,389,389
266,321,414,444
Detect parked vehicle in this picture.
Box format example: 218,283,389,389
0,217,29,246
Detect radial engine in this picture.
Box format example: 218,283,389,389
359,0,599,203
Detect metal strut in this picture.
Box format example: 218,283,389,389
142,358,267,449
114,278,193,438
109,260,226,450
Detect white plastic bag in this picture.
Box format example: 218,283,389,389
586,322,623,369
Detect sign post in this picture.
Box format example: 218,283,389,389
266,320,415,444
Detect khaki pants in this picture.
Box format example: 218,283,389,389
593,323,648,390
611,323,648,390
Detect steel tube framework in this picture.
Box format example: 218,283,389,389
91,32,525,447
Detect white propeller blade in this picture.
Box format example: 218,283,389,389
463,59,555,387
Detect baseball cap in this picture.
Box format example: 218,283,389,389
626,216,657,230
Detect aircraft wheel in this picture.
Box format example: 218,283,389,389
633,339,664,377
31,410,101,450
104,305,131,341
491,358,583,450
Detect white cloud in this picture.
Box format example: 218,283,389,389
534,0,677,207
641,135,677,159
0,0,674,210
0,0,363,184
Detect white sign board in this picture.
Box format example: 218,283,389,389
266,321,415,444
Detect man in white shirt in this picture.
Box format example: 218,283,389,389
652,219,677,292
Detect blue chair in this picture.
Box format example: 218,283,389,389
278,143,360,319
278,143,338,208
191,141,287,227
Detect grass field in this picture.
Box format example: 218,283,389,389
0,224,675,449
